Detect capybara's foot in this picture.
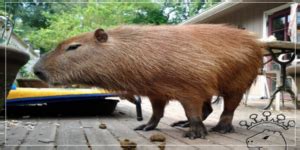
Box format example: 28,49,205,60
210,123,234,134
134,123,157,131
171,120,190,128
183,117,207,139
183,124,207,139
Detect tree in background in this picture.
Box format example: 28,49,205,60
163,0,220,24
27,3,145,52
18,2,170,52
3,0,221,53
132,3,168,25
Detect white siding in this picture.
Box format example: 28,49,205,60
198,3,287,37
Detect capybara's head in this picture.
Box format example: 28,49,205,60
33,28,109,85
246,129,286,148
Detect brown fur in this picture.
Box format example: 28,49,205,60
34,24,263,138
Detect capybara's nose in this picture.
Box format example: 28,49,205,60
33,68,47,81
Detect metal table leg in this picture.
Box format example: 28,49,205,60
264,49,296,110
135,96,143,121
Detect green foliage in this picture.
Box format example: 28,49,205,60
5,1,222,53
28,3,140,52
19,66,36,78
0,0,5,16
163,0,221,24
26,2,171,52
132,3,168,25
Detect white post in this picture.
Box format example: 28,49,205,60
220,97,224,110
274,92,281,111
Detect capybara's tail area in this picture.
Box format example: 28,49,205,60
222,53,262,99
244,42,264,91
245,74,258,93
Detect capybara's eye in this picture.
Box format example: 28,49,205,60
66,44,81,51
262,136,269,140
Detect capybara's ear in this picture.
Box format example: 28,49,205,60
95,28,108,43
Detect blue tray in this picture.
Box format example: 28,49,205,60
6,93,117,106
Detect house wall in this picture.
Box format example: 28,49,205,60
199,3,287,38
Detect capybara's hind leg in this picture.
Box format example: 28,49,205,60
171,101,212,128
211,94,243,133
180,100,207,139
134,98,167,131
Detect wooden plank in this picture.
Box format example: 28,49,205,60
56,119,89,150
5,119,31,148
117,101,232,150
114,103,199,150
0,120,5,148
97,111,159,150
0,120,5,133
2,146,15,150
146,108,238,149
230,107,297,144
18,119,57,150
15,146,54,150
204,104,298,146
166,101,297,148
129,98,298,149
0,98,296,150
80,118,121,150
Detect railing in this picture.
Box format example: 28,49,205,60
0,16,14,45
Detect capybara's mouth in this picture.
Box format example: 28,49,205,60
50,82,63,86
48,80,68,86
48,78,76,87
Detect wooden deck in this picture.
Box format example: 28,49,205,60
0,98,299,150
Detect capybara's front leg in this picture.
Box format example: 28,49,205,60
134,98,167,131
181,100,207,139
211,94,243,133
171,100,213,128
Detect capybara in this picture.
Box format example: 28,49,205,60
33,24,263,139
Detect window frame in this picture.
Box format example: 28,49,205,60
268,8,291,41
267,5,300,41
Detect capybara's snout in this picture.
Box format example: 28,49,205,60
33,61,48,82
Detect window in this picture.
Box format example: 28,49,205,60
268,6,300,42
268,8,291,41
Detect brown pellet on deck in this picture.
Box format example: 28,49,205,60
158,142,166,150
99,123,107,129
120,139,137,150
150,134,166,142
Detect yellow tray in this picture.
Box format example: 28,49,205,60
7,88,111,100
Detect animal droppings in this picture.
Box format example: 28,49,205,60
120,139,137,150
150,134,166,142
99,123,107,129
158,142,166,150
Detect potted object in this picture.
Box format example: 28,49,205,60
0,16,30,109
0,45,29,108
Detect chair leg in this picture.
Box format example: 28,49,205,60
281,91,284,107
135,96,143,121
264,88,281,110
